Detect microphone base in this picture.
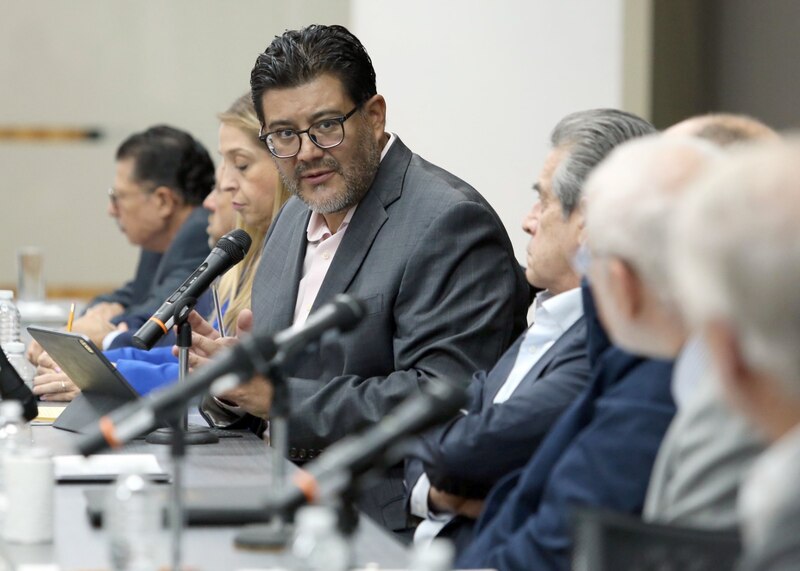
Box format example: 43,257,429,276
234,520,293,551
145,425,220,445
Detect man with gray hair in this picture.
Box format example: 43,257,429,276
457,130,692,571
642,115,779,529
670,141,800,570
582,135,722,359
406,108,654,548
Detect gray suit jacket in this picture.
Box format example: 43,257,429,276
644,362,765,528
207,137,529,531
738,434,800,571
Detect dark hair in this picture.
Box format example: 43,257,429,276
116,125,215,206
550,109,657,216
250,24,377,125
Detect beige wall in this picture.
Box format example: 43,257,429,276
1,0,644,289
0,0,348,289
351,0,633,262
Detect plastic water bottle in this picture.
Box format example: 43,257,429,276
0,292,20,347
0,400,32,522
0,401,32,455
292,505,351,571
2,342,34,391
106,473,161,571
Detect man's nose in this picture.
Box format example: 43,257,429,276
295,132,325,164
522,204,540,236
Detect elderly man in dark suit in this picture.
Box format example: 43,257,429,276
456,134,729,570
404,109,656,547
189,24,529,533
28,125,214,381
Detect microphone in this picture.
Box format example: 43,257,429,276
260,379,468,517
271,294,366,365
76,294,367,456
132,229,252,350
0,350,38,422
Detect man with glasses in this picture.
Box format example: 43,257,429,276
33,125,214,360
192,24,529,534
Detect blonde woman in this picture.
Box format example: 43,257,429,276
33,93,290,400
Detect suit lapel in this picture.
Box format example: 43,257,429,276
310,138,411,310
527,316,586,381
483,333,527,404
269,205,312,330
488,316,587,402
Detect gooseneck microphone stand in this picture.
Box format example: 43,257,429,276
166,306,192,571
145,297,218,446
234,344,294,549
140,299,217,570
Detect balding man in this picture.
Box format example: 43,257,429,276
670,140,800,570
643,114,779,528
667,112,779,147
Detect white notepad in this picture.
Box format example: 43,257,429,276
54,454,168,482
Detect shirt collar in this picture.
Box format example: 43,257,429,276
381,132,397,161
306,205,357,243
531,287,584,333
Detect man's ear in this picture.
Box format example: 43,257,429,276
607,257,643,320
573,204,587,243
362,94,387,141
152,186,178,217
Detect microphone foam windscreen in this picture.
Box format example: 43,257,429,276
217,229,252,263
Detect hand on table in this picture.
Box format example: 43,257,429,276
216,375,274,420
26,339,44,364
69,313,117,347
178,309,253,370
429,486,485,520
83,302,124,322
33,351,80,402
178,309,273,419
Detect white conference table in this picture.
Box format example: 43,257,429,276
4,423,409,571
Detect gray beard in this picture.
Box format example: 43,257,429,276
282,132,380,215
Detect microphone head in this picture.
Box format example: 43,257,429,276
215,229,252,263
331,294,367,333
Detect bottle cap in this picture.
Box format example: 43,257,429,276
3,341,25,354
295,505,338,532
0,400,24,419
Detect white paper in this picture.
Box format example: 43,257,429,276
53,454,167,481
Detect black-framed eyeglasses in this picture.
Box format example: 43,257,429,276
258,104,360,159
107,186,151,207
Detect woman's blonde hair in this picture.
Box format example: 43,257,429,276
215,93,291,333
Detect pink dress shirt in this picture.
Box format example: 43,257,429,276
292,206,357,325
292,133,397,326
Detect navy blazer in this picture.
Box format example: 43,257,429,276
407,314,591,500
456,287,676,571
101,207,212,349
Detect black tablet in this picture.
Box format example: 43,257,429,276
27,326,139,432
